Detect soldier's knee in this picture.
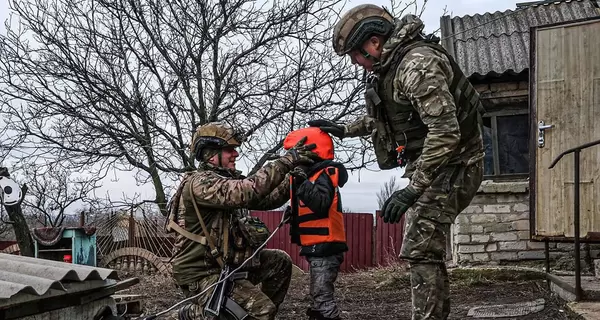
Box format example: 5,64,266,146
247,297,278,320
270,249,293,271
177,302,201,320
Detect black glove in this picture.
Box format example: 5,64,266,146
381,185,422,223
307,119,346,139
281,136,320,167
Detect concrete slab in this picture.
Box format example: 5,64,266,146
567,301,600,320
547,274,600,302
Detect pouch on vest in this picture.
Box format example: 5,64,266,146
236,216,270,249
365,79,400,170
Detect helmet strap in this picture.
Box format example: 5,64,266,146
217,150,223,167
359,47,380,64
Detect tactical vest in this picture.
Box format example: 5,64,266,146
165,172,269,270
289,167,346,247
366,38,485,170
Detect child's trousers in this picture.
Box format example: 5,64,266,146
306,253,344,319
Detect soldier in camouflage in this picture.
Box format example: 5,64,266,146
167,121,320,320
309,4,485,320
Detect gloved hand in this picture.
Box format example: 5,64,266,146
307,119,346,139
381,185,423,223
281,136,320,168
290,167,308,183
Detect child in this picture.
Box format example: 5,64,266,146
283,127,349,320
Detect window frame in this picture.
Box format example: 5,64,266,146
482,108,530,181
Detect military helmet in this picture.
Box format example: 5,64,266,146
190,121,245,161
332,4,394,56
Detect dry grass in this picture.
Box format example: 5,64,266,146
121,264,577,320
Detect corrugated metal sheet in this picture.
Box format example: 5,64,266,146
441,0,600,79
0,253,119,300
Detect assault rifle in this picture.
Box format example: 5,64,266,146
288,176,301,245
203,265,249,320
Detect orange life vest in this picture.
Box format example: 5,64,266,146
290,167,346,246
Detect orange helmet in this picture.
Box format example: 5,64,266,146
284,127,334,160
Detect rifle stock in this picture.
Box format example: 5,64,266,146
204,266,249,320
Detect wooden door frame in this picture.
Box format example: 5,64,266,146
529,15,600,241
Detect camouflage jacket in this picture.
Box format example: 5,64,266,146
345,14,484,192
171,161,291,286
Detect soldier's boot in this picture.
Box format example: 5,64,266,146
306,308,341,320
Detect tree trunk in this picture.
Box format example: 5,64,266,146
4,201,35,257
0,167,34,257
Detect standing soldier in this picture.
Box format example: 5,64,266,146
309,5,485,320
166,121,319,320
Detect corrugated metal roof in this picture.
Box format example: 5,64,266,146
0,253,119,300
440,0,600,79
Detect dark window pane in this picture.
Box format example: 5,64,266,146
482,119,494,175
497,114,529,174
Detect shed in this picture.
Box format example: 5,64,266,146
32,226,98,266
439,0,600,264
0,253,138,319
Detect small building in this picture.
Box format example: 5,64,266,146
32,226,98,266
439,0,600,264
0,252,138,319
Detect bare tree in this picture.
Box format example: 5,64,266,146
0,167,35,256
376,176,408,209
18,162,104,227
0,0,440,215
0,0,367,215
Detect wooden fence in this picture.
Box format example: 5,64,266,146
251,210,405,272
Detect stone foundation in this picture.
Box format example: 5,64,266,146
451,180,593,264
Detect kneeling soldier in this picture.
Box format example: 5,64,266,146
167,121,320,320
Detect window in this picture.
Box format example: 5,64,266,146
482,109,529,178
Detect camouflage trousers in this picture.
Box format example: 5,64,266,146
178,249,293,320
400,159,483,320
306,253,344,319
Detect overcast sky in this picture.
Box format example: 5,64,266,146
0,0,521,213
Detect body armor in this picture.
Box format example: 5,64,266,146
366,38,485,170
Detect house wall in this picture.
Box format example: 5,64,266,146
474,80,528,108
451,79,596,264
452,180,596,264
452,181,539,263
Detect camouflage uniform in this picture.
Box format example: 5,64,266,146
313,6,485,320
169,122,318,320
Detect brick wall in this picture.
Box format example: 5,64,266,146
453,180,547,263
451,180,595,264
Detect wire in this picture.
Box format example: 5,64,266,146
137,212,289,320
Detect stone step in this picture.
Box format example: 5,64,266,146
547,274,600,302
567,302,600,320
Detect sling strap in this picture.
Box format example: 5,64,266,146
188,177,229,268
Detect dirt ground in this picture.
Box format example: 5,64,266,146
120,265,581,320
